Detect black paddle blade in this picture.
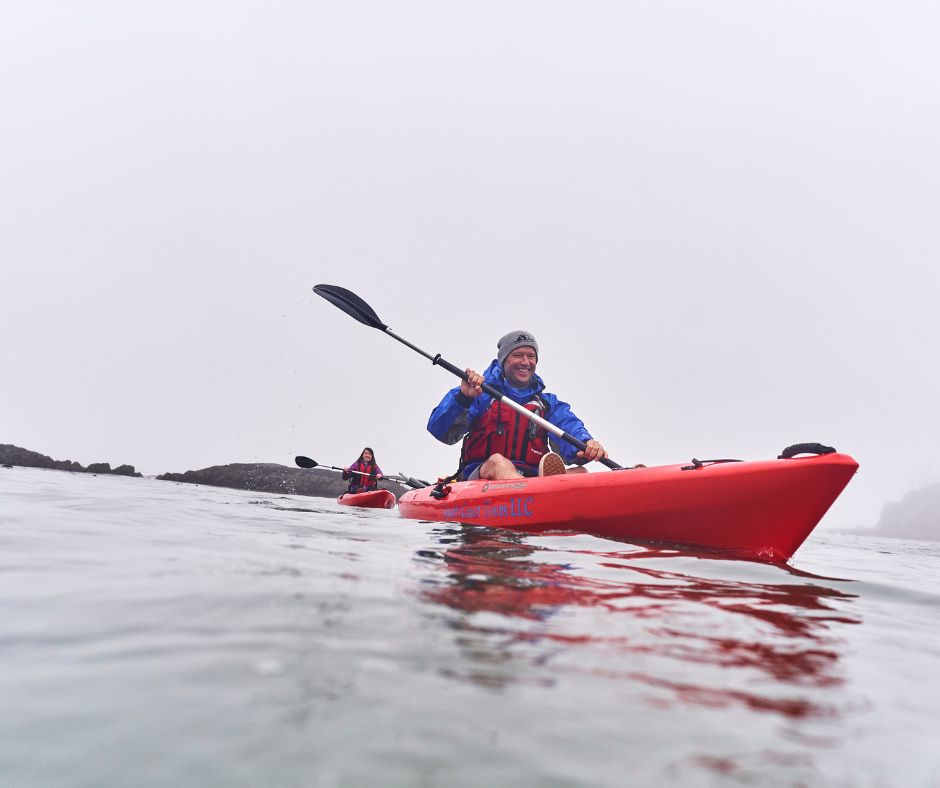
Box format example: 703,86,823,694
294,456,318,469
313,284,388,331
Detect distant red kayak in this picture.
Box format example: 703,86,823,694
397,451,858,562
338,489,396,509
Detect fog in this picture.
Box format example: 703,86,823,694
3,2,937,529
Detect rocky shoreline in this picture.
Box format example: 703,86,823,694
0,444,142,477
0,444,407,500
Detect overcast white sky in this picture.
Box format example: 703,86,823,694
2,1,937,529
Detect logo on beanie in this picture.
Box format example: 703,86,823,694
515,333,533,344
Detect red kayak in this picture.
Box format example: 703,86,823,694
397,450,858,562
338,489,396,509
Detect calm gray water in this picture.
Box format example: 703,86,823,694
1,466,939,787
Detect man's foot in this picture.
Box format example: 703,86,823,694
538,452,567,477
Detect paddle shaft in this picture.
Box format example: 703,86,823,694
325,464,380,480
383,328,622,471
340,467,416,485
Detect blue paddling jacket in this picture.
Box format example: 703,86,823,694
427,359,594,479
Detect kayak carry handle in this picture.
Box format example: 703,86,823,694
778,443,836,459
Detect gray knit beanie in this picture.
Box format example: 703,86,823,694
497,330,539,367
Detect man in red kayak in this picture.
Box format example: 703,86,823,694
342,447,384,493
427,331,608,480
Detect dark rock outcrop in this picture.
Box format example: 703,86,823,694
872,483,940,541
156,462,408,500
113,464,139,477
0,444,142,477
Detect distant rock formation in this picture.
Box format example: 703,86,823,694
0,444,142,477
872,483,940,541
156,462,408,499
0,444,410,500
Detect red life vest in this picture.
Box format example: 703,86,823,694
346,460,379,492
460,396,550,471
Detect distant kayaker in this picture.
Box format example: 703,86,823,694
427,331,608,480
343,447,384,493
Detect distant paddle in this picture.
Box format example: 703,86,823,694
294,456,427,489
312,284,623,470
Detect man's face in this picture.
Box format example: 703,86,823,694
503,346,537,387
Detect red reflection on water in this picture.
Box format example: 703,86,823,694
630,673,839,719
418,526,860,716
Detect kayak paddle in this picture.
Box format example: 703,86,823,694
312,284,623,470
294,456,427,489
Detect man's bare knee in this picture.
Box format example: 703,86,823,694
480,454,522,480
